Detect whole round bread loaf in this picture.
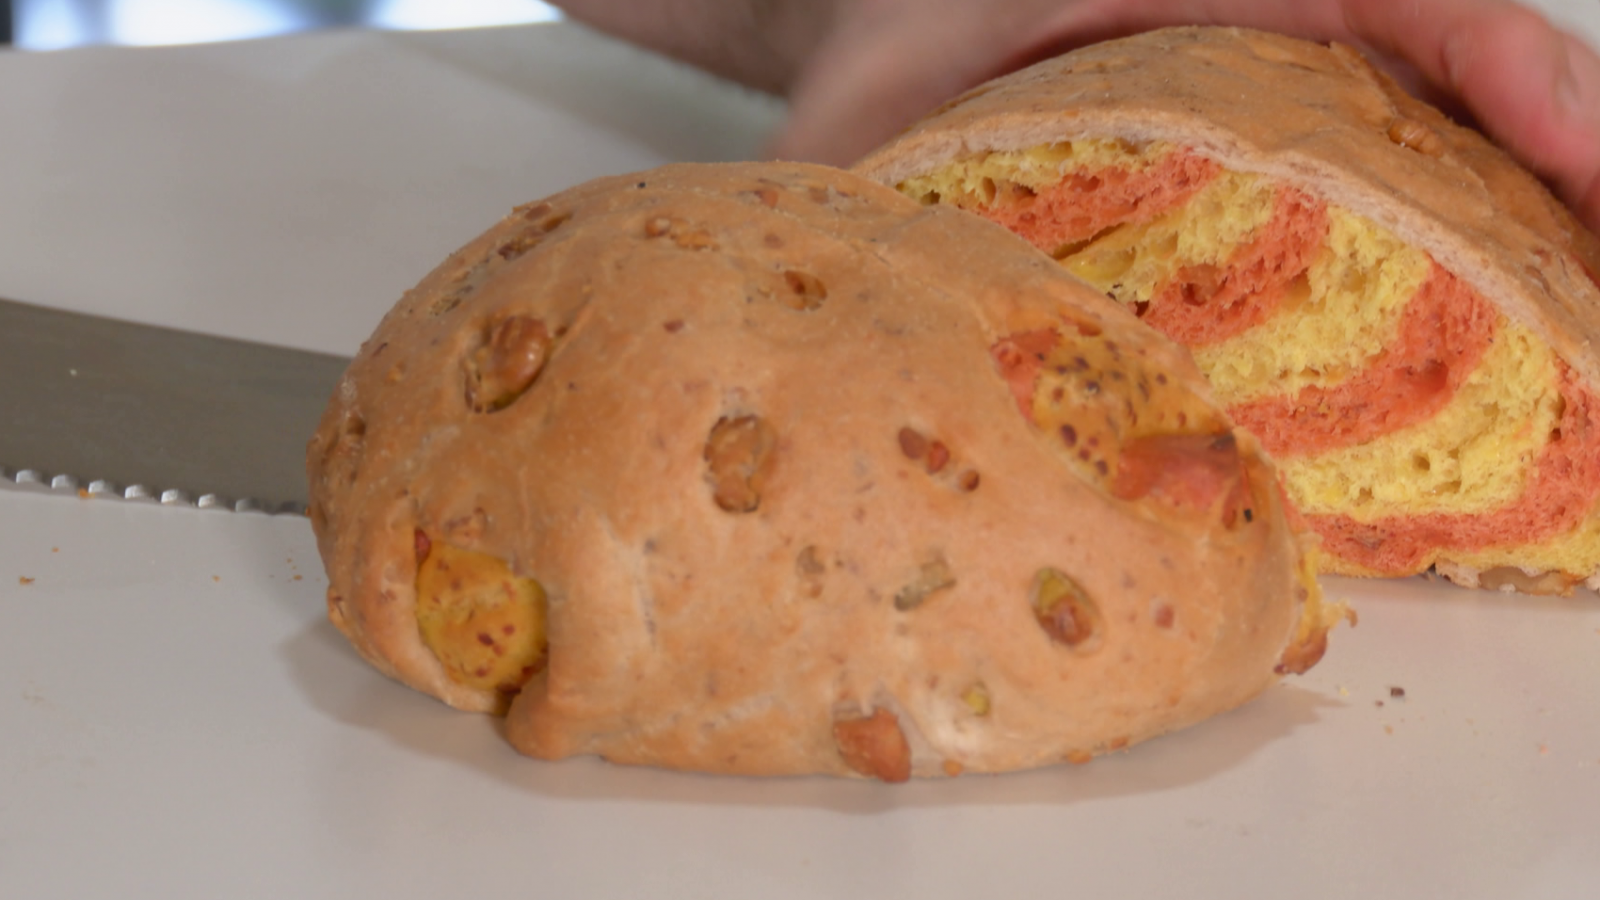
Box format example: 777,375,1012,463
307,161,1335,780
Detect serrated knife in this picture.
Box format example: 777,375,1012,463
1,297,351,513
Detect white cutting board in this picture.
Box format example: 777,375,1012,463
5,488,1600,899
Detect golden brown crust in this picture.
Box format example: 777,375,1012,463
853,26,1600,389
308,161,1325,778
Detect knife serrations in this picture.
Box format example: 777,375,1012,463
1,464,305,514
1,297,352,513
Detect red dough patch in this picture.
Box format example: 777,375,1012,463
990,329,1061,421
982,150,1221,252
1230,264,1498,457
1112,432,1250,525
1143,188,1328,346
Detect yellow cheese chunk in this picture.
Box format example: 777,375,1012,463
416,538,548,697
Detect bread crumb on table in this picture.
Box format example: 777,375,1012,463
18,576,35,585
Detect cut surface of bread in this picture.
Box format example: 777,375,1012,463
307,161,1335,779
855,27,1600,594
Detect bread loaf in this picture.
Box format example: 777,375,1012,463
307,161,1335,779
855,26,1600,594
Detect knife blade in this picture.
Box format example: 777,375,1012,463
1,297,351,513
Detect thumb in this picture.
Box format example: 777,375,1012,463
1435,14,1600,233
1551,33,1600,232
763,4,1037,165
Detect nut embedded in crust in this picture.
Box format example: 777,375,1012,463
833,708,912,782
1464,564,1583,596
1031,567,1104,652
778,270,828,311
893,554,956,611
1274,580,1351,676
961,683,991,716
897,426,929,460
464,316,553,413
1274,623,1329,676
1386,117,1444,157
644,216,720,251
795,545,828,598
703,414,777,513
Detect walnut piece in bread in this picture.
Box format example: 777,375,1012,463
308,161,1338,779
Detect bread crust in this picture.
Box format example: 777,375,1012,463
854,27,1600,590
308,161,1326,778
853,26,1600,389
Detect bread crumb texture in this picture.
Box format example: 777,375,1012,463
306,161,1332,778
880,28,1600,592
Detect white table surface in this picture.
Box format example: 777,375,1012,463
4,9,1600,899
0,20,784,356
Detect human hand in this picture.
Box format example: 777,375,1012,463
553,1,1600,233
765,0,1600,232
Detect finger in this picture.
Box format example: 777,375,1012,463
1039,0,1600,229
1563,31,1600,232
765,4,1030,165
770,0,1351,165
1339,0,1600,231
1023,0,1476,120
771,0,1600,234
